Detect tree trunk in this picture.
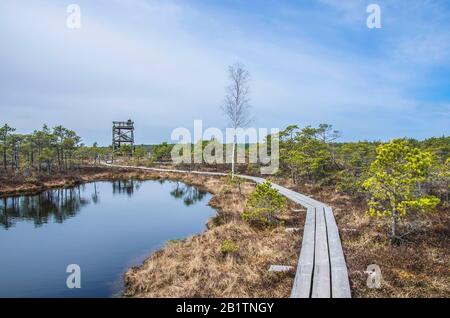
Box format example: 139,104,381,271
391,209,399,244
391,213,396,237
231,135,236,178
57,148,62,171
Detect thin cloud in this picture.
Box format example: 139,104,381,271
0,0,448,144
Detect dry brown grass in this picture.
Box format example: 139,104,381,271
0,166,122,197
269,176,450,298
123,221,301,297
122,173,303,298
0,166,224,197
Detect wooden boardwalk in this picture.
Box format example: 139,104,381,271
105,164,351,298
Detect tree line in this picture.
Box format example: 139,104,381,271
0,123,107,172
138,123,449,242
275,124,449,242
2,121,448,242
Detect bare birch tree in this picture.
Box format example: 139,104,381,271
222,62,252,178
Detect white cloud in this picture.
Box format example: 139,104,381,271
0,0,448,143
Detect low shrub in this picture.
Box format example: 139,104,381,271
242,181,286,228
220,239,240,255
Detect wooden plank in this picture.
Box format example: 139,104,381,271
311,207,331,298
285,227,300,233
324,207,351,298
274,187,315,208
291,206,316,298
269,265,294,272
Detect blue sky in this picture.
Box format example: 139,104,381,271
0,0,449,145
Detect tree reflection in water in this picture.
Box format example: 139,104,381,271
170,182,207,206
0,185,92,229
0,180,206,229
112,180,142,197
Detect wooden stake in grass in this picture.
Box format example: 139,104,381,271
268,265,294,272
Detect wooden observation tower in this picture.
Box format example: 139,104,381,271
112,120,134,153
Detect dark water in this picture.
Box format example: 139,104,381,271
0,180,215,297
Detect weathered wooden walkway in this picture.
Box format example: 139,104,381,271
104,164,351,298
